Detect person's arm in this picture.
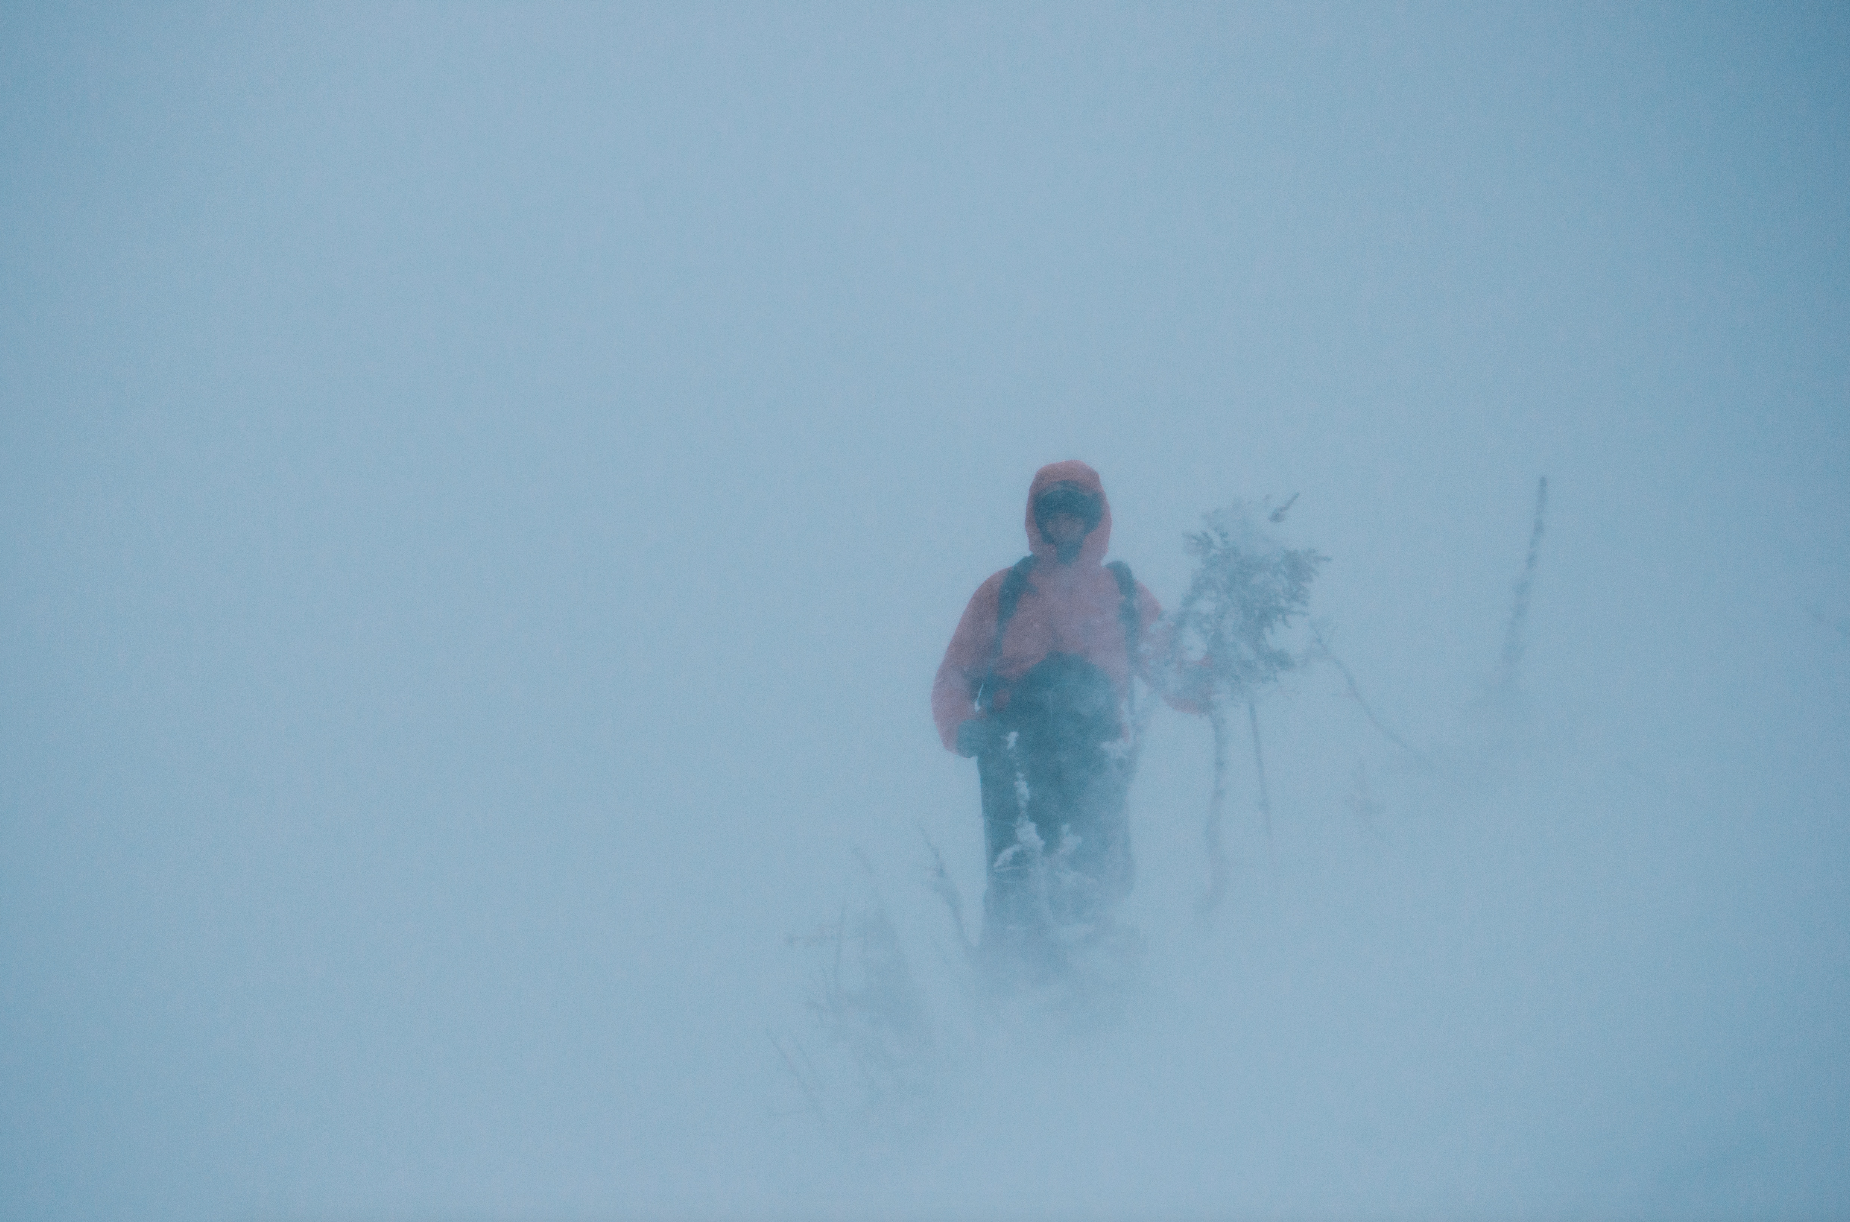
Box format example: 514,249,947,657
1133,580,1210,715
931,572,1005,751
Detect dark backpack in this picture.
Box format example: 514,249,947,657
974,555,1141,715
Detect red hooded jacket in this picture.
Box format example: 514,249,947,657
932,461,1165,752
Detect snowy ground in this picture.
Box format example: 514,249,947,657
761,621,1847,1221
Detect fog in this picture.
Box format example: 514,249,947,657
4,5,1846,1219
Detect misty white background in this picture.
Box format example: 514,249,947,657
4,5,1846,1219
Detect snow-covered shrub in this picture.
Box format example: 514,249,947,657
1159,500,1325,916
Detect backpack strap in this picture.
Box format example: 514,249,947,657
974,555,1036,714
1106,560,1142,725
1106,560,1140,657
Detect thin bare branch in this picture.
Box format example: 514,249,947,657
918,826,973,957
1195,704,1233,923
1309,620,1431,768
1247,700,1272,840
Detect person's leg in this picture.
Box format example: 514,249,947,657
977,746,1020,872
1029,732,1134,925
977,745,1034,950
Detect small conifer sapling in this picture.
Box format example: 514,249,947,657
1159,502,1325,919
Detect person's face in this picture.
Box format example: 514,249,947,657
1041,511,1089,549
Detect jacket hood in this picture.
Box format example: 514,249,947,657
1026,460,1112,566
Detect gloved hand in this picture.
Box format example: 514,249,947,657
954,717,1000,758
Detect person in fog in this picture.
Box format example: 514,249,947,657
933,461,1183,959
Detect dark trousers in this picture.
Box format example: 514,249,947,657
976,661,1133,946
